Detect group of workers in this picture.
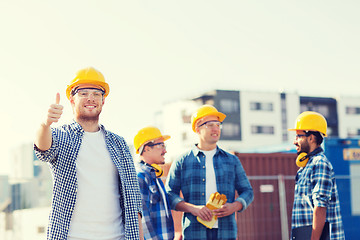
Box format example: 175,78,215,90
34,67,345,240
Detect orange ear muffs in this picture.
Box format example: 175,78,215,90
296,152,309,168
151,164,163,178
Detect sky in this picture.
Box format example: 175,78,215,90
1,0,359,175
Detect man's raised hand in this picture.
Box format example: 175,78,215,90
45,93,63,127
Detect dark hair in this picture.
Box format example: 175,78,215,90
140,142,154,155
306,131,323,145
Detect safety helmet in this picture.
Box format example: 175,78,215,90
288,111,327,137
66,67,110,99
191,105,226,132
134,126,170,154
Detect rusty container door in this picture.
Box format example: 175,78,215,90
234,152,298,240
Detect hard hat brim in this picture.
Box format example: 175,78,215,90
135,135,171,154
66,79,110,99
192,112,226,132
288,128,327,137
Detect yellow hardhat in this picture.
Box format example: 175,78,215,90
134,126,170,154
288,111,328,137
66,67,110,99
191,105,226,132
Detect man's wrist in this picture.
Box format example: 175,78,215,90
233,201,243,211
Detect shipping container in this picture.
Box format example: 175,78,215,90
234,152,298,240
324,138,360,239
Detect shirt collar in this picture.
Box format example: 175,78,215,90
69,120,108,136
69,121,83,133
138,161,156,175
191,144,220,156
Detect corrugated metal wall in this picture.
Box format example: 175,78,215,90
234,152,298,240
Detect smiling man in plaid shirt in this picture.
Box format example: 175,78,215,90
34,67,143,240
165,105,253,240
289,111,345,240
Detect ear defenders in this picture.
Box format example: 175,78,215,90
295,148,323,168
151,164,164,178
141,161,163,178
296,152,309,168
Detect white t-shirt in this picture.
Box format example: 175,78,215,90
68,130,124,240
203,148,218,228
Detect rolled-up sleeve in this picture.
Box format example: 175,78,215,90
234,156,254,212
33,128,58,163
311,160,333,208
165,158,185,210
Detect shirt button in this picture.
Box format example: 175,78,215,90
202,193,205,196
203,166,205,169
202,179,205,182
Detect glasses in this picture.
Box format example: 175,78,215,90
198,120,222,129
295,134,308,140
147,142,166,150
73,88,104,99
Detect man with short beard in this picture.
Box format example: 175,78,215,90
165,105,253,240
288,111,345,240
34,67,143,240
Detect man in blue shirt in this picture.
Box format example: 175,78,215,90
34,67,143,240
288,111,345,240
165,105,253,240
134,126,175,240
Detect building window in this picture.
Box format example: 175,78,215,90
38,226,46,233
301,104,330,118
251,125,274,134
220,99,239,113
346,107,360,115
250,102,273,111
222,123,240,137
181,110,191,123
182,132,187,141
348,128,360,137
281,96,288,141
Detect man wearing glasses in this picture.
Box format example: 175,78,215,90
134,126,175,240
165,105,253,240
34,67,143,240
288,111,345,240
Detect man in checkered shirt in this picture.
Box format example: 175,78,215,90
165,105,253,240
134,126,175,239
289,111,345,240
34,67,144,240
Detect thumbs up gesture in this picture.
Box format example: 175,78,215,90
45,93,63,127
197,192,227,229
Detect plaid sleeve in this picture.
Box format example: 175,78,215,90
138,173,160,240
165,156,185,210
234,155,254,211
311,157,333,208
33,127,59,164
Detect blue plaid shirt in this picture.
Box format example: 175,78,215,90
34,121,142,240
136,162,174,240
165,145,254,240
292,148,345,240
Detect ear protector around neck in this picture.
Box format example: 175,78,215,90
151,164,164,178
141,161,163,178
296,147,323,168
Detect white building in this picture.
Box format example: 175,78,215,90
159,90,301,162
337,96,360,138
158,89,360,162
0,207,49,240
